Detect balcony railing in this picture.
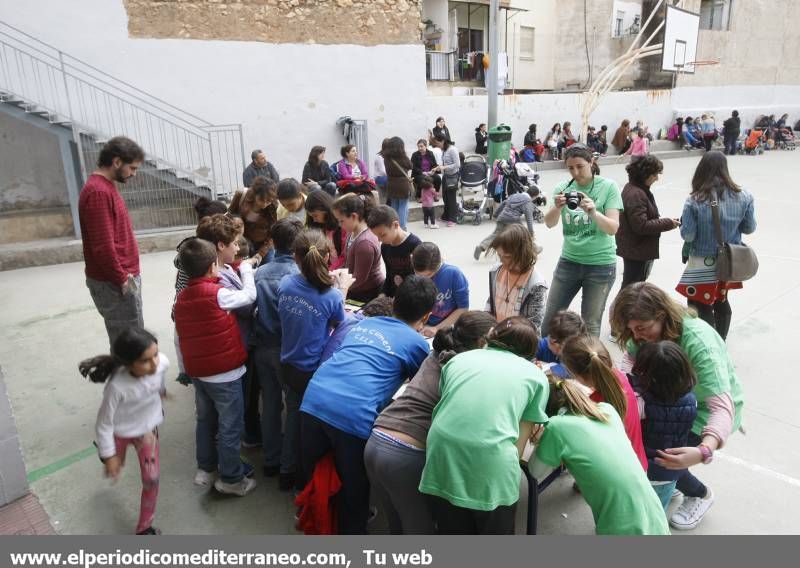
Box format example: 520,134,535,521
426,51,456,81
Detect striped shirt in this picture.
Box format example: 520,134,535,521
680,189,756,257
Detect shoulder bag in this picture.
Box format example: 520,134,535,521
711,199,758,282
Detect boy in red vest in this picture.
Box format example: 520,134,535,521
174,238,258,496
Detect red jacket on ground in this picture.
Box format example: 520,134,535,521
174,277,247,378
295,453,341,535
78,174,140,286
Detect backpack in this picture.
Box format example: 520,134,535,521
329,160,342,182
520,147,536,163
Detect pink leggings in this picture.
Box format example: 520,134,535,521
114,429,159,534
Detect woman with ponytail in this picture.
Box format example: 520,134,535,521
365,311,496,534
531,376,669,535
419,317,550,534
560,334,647,471
81,327,168,535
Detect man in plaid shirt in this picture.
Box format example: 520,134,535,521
78,136,145,348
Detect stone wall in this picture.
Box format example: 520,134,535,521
124,0,423,45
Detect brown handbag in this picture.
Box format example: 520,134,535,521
711,199,758,282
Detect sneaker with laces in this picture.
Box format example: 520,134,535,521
430,224,440,229
669,488,714,530
671,488,682,501
193,469,217,487
424,222,430,229
214,476,257,496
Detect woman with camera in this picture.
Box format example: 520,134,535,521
541,145,623,337
615,155,680,290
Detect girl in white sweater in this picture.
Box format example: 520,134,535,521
80,327,168,535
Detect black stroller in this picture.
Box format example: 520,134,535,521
456,155,490,225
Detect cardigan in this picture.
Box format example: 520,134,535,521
616,182,675,261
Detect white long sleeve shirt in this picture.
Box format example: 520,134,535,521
95,353,169,458
196,261,256,383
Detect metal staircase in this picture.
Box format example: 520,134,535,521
0,20,245,233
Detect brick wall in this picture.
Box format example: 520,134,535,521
124,0,423,45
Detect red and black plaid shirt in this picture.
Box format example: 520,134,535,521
78,174,139,286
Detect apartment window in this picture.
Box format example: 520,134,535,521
520,26,535,59
700,0,733,31
615,10,624,37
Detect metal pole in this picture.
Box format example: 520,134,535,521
488,0,499,128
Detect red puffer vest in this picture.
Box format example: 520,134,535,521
174,277,247,378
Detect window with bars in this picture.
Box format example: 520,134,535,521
520,26,535,59
700,0,733,31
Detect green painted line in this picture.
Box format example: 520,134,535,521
27,446,97,484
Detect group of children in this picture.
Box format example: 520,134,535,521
79,170,701,536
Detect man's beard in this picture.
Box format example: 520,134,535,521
113,168,129,183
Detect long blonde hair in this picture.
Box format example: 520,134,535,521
560,335,627,420
547,376,608,423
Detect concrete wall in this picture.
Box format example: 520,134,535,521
0,0,428,185
0,110,75,244
0,367,28,507
678,0,800,88
425,84,800,152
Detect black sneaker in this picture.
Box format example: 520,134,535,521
263,464,280,478
136,526,162,535
278,472,296,492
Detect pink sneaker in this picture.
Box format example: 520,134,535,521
447,221,455,227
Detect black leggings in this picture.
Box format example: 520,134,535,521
620,259,653,290
426,495,516,534
689,299,732,340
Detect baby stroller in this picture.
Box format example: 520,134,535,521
741,129,765,155
776,128,796,150
456,155,490,225
495,160,546,223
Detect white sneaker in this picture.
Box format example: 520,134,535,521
669,487,714,530
194,469,217,487
214,476,257,496
671,488,682,502
424,222,430,229
430,224,440,230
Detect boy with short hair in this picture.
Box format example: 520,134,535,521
174,238,258,496
253,218,304,490
276,178,307,224
299,275,437,534
366,205,422,297
320,296,394,364
474,185,542,260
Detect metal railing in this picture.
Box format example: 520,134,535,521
0,20,245,232
426,50,456,81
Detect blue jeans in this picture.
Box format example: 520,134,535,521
541,258,617,337
253,343,301,474
388,198,409,230
194,376,245,483
651,481,677,511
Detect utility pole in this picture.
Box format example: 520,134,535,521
488,0,499,128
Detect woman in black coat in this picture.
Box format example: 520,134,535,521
302,145,337,196
411,139,441,199
475,123,488,155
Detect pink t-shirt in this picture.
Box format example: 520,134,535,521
420,186,438,208
591,369,648,471
628,137,648,156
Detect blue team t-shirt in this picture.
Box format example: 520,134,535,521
427,263,470,326
278,273,346,372
301,316,430,439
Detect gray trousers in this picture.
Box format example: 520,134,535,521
364,431,435,535
86,275,144,349
478,220,513,251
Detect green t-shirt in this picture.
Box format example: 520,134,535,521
626,316,744,435
536,403,670,535
419,348,550,511
552,175,623,265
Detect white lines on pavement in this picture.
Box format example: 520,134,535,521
717,452,800,489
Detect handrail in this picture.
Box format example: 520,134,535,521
0,18,245,200
0,20,213,127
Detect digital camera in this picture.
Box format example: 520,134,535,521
564,191,585,210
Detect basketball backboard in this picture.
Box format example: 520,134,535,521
661,4,700,73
